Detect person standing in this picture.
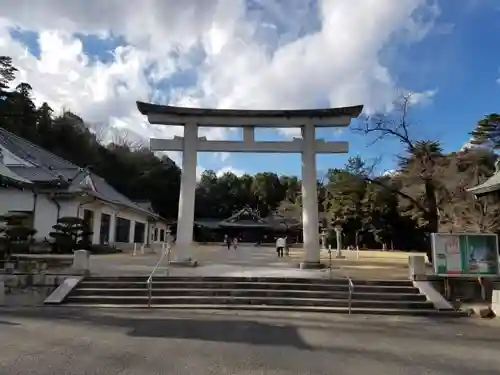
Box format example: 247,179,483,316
225,234,231,250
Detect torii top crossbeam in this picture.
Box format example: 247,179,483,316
136,101,363,127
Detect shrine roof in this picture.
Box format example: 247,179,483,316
467,170,500,196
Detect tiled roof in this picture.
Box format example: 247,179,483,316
0,127,159,218
195,209,302,230
0,163,33,185
467,171,500,196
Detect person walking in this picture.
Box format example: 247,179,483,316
276,237,285,258
225,234,231,250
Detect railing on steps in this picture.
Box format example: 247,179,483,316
146,231,173,308
347,276,354,315
329,247,355,315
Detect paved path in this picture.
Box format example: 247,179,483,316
0,306,499,375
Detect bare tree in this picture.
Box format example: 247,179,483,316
110,129,145,151
88,122,108,144
353,93,445,260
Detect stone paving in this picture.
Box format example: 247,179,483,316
0,306,499,375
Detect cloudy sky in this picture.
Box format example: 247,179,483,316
0,0,499,177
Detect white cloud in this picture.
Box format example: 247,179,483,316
216,166,245,177
0,0,442,168
407,89,438,106
212,152,231,163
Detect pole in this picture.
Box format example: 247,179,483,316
328,245,332,279
166,227,173,276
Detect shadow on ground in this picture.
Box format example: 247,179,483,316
0,308,312,350
0,319,20,326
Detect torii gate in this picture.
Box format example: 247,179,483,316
137,101,363,268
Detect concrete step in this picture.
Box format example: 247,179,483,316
78,281,420,294
84,276,414,287
65,295,435,309
73,288,427,301
60,304,465,316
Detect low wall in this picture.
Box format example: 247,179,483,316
427,276,500,304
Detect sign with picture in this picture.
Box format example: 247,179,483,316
431,233,499,276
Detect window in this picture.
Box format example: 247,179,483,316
83,210,93,230
153,228,158,241
100,213,111,244
82,209,94,244
134,222,145,243
160,229,165,242
115,217,131,243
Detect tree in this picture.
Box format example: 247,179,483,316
323,157,369,247
0,56,17,93
0,212,37,261
362,178,399,250
441,149,500,233
251,172,283,216
48,217,92,254
470,113,500,150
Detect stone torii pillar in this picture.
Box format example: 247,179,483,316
176,122,198,261
300,123,321,268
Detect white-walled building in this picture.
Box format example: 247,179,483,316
0,127,169,247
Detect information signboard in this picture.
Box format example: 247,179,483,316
431,233,499,276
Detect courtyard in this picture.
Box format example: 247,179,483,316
87,243,412,279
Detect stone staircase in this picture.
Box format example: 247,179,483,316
58,276,461,316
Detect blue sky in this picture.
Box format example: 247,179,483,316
2,0,499,178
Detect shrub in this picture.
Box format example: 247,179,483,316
48,216,92,254
0,212,37,262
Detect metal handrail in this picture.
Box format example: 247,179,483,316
347,275,354,315
146,241,171,308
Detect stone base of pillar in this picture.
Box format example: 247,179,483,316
299,261,325,269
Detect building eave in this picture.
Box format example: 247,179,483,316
467,172,500,196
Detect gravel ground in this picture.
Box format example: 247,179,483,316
87,245,409,279
0,307,499,375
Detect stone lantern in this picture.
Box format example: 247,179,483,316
320,228,327,250
166,226,173,248
333,220,345,259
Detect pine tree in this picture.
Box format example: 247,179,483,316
470,113,500,149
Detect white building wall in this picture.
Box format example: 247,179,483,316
0,188,35,214
76,198,154,247
0,189,78,241
0,188,164,247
